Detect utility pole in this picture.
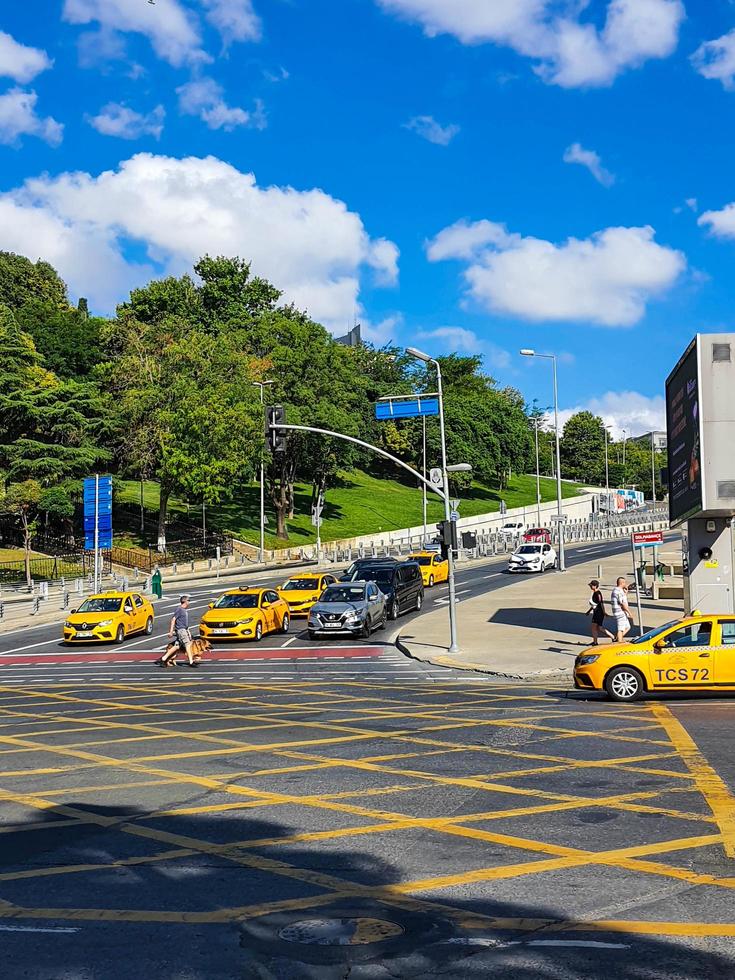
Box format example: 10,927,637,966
422,415,428,544
521,351,566,571
650,432,657,506
532,417,542,526
407,348,460,652
253,380,274,563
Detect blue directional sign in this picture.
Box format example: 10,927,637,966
83,476,113,550
375,397,440,421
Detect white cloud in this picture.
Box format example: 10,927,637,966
62,0,207,67
563,142,615,187
87,102,165,140
377,0,684,88
558,391,666,440
361,314,403,346
416,325,511,370
0,88,63,147
404,114,460,146
0,153,399,330
200,0,262,45
0,30,52,83
692,30,735,89
698,201,735,239
427,219,685,327
177,77,265,130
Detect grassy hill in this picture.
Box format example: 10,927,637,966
116,471,581,551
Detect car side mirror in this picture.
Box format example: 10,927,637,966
262,601,270,608
208,602,214,609
654,639,667,650
71,609,77,614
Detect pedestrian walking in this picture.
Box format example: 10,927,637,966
610,577,632,643
157,594,197,668
151,566,163,599
586,579,613,644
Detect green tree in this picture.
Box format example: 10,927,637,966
16,300,106,378
0,252,67,311
0,307,112,486
105,314,262,549
560,411,606,483
0,480,41,588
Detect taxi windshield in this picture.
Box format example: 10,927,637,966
280,578,319,591
214,593,259,609
322,586,366,603
77,597,123,613
409,556,432,566
630,620,682,644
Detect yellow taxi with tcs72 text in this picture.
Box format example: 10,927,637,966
199,587,290,642
277,573,337,616
574,614,735,702
63,591,154,644
407,552,449,587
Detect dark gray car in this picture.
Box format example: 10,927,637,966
307,581,386,640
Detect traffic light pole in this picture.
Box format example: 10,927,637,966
269,421,460,650
434,361,459,654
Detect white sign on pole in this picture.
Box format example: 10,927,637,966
450,498,460,511
430,468,443,488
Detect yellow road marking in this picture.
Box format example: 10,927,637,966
651,703,735,858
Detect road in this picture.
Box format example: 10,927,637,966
0,534,662,666
0,647,734,979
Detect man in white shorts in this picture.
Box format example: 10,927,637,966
611,577,632,642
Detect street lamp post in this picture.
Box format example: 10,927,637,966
604,425,611,523
622,429,627,484
407,347,460,653
422,415,428,544
520,350,566,572
253,380,274,564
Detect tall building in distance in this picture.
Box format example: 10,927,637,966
633,430,667,452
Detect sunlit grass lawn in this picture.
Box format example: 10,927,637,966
117,470,581,550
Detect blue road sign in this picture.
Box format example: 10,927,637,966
83,476,113,551
375,397,440,421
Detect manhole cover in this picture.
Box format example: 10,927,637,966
278,917,405,947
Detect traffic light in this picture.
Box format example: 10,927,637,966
266,405,287,453
436,520,458,558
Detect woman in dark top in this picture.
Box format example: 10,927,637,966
586,579,614,645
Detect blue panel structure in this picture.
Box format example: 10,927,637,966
83,476,113,551
375,397,440,420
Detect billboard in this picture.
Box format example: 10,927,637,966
666,337,702,526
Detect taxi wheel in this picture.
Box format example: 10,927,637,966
115,625,125,645
145,617,153,635
280,614,290,634
428,575,435,588
255,622,263,642
605,666,644,702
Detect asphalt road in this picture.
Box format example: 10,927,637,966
0,534,664,664
0,648,733,979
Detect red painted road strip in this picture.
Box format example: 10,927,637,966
0,646,385,667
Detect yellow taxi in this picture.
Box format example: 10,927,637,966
574,613,735,702
199,587,290,642
277,573,337,617
407,552,449,587
63,591,154,644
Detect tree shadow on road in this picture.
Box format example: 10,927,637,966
0,801,733,979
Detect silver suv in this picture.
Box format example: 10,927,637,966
307,582,386,640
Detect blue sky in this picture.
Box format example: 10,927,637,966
2,1,735,436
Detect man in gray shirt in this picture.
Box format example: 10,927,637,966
611,577,632,642
167,595,194,666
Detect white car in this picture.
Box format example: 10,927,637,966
498,521,526,537
508,543,557,573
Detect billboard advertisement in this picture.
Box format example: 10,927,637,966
666,337,702,526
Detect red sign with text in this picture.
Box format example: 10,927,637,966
632,530,665,547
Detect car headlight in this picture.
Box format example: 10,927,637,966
577,654,600,666
236,618,254,625
64,621,73,629
98,620,114,627
345,613,362,623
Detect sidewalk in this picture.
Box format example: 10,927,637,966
395,554,684,680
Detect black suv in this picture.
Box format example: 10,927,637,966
344,560,424,620
339,557,398,582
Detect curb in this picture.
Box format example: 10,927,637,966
393,634,574,683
